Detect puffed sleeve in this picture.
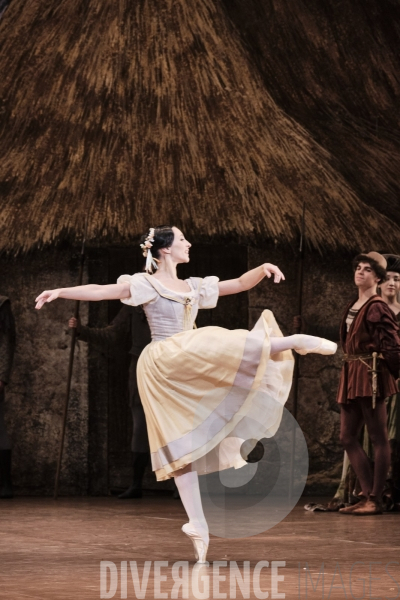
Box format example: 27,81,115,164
191,276,220,309
117,273,158,307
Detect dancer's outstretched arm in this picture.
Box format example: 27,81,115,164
35,283,131,310
218,264,284,297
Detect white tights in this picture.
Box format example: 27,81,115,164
269,333,321,355
174,470,209,544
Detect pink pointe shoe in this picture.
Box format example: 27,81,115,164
294,335,337,356
182,523,208,564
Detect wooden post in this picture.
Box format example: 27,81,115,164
54,223,87,499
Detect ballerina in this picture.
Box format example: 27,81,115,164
36,225,337,563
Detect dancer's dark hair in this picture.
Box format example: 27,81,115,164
140,226,175,260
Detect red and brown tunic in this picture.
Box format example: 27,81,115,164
337,295,400,404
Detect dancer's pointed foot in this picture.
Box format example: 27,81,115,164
182,523,209,564
293,334,337,356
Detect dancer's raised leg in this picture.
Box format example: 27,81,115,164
270,334,337,356
174,469,209,563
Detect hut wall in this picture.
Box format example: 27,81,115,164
1,246,354,496
0,249,89,495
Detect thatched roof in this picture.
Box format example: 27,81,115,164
0,0,399,254
223,0,400,225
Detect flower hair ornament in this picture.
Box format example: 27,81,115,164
140,228,159,273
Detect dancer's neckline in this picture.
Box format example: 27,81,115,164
144,273,194,296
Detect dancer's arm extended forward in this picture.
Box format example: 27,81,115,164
218,264,284,297
35,283,131,309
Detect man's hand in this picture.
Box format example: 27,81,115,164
68,317,81,334
293,315,302,333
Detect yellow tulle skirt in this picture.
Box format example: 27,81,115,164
137,310,294,481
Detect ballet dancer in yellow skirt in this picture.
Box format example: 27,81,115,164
36,226,337,563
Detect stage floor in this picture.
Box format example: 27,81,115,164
1,496,399,600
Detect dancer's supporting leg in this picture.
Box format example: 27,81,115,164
174,469,209,563
270,334,336,356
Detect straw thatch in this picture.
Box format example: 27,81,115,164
223,0,400,224
0,0,399,254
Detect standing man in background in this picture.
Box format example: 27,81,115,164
374,254,400,508
0,295,16,499
69,304,153,499
338,252,400,515
327,254,400,512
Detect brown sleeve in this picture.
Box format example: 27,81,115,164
76,307,130,349
366,302,400,377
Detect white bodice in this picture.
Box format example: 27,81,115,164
117,273,220,341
